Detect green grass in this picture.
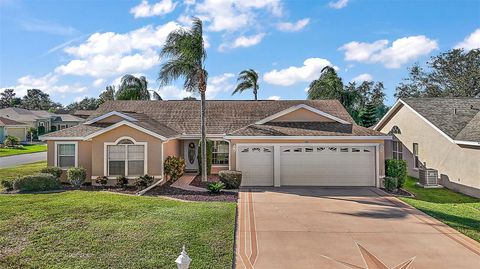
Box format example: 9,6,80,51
0,144,47,157
0,161,47,182
0,191,236,268
400,176,480,242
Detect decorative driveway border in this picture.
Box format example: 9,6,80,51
235,187,480,269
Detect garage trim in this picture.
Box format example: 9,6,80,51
235,143,381,187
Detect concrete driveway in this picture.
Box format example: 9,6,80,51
235,187,480,269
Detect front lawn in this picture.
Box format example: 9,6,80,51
0,191,236,268
400,176,480,242
0,161,46,182
0,144,47,157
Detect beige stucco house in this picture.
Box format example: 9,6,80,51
374,98,480,198
41,100,390,187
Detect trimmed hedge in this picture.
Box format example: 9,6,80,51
197,140,213,175
1,179,13,191
67,167,87,188
219,170,242,189
384,177,398,192
385,159,407,188
41,167,63,179
13,173,60,192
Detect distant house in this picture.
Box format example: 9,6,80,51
0,107,84,135
374,98,480,198
0,117,29,143
72,110,96,119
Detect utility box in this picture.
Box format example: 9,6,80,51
418,168,440,187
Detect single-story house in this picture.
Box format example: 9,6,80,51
374,98,480,198
0,107,84,133
41,100,391,187
0,117,29,143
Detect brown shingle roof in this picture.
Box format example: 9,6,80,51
0,117,28,126
90,100,356,135
228,122,385,137
41,124,104,138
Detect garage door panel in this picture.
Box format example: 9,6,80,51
280,146,375,186
237,146,274,186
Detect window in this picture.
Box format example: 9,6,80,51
59,124,67,130
107,138,145,176
56,143,77,168
413,143,420,168
212,141,229,165
340,147,349,152
389,126,401,135
392,141,403,160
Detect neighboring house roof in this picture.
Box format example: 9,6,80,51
0,116,28,126
73,110,96,118
375,98,480,145
0,107,84,123
43,100,390,140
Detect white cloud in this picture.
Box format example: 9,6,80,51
93,78,105,87
130,0,177,18
264,58,335,86
455,28,480,50
157,85,192,99
233,33,265,48
2,73,87,97
329,0,349,9
267,95,280,100
339,35,438,68
56,22,180,78
194,0,282,32
276,18,309,32
206,73,235,99
351,73,373,83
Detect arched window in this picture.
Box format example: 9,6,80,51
389,125,401,135
107,137,146,177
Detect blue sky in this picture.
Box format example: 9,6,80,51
0,0,479,106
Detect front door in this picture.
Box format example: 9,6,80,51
183,140,199,171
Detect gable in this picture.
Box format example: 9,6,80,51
95,114,127,124
84,111,138,125
89,124,164,142
256,104,350,125
270,107,336,122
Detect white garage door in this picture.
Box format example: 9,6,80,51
6,127,26,142
280,146,375,186
237,146,274,186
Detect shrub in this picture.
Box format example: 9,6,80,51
41,167,63,179
116,176,129,188
135,174,155,189
384,177,398,192
95,176,108,187
164,156,185,181
1,179,13,191
67,167,87,188
385,159,407,188
219,170,242,189
197,140,213,175
13,173,60,192
207,182,225,193
4,135,19,147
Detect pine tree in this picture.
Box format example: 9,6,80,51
360,103,378,128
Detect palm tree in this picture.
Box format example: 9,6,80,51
158,17,208,181
116,74,151,100
232,69,259,100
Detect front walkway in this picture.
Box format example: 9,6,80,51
171,173,206,192
236,187,480,269
0,152,47,168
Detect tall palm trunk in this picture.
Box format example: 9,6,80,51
200,73,207,182
254,89,257,101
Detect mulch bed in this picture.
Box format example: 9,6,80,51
381,188,415,197
145,181,237,202
190,174,220,188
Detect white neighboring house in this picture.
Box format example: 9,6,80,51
0,117,29,143
374,98,480,198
